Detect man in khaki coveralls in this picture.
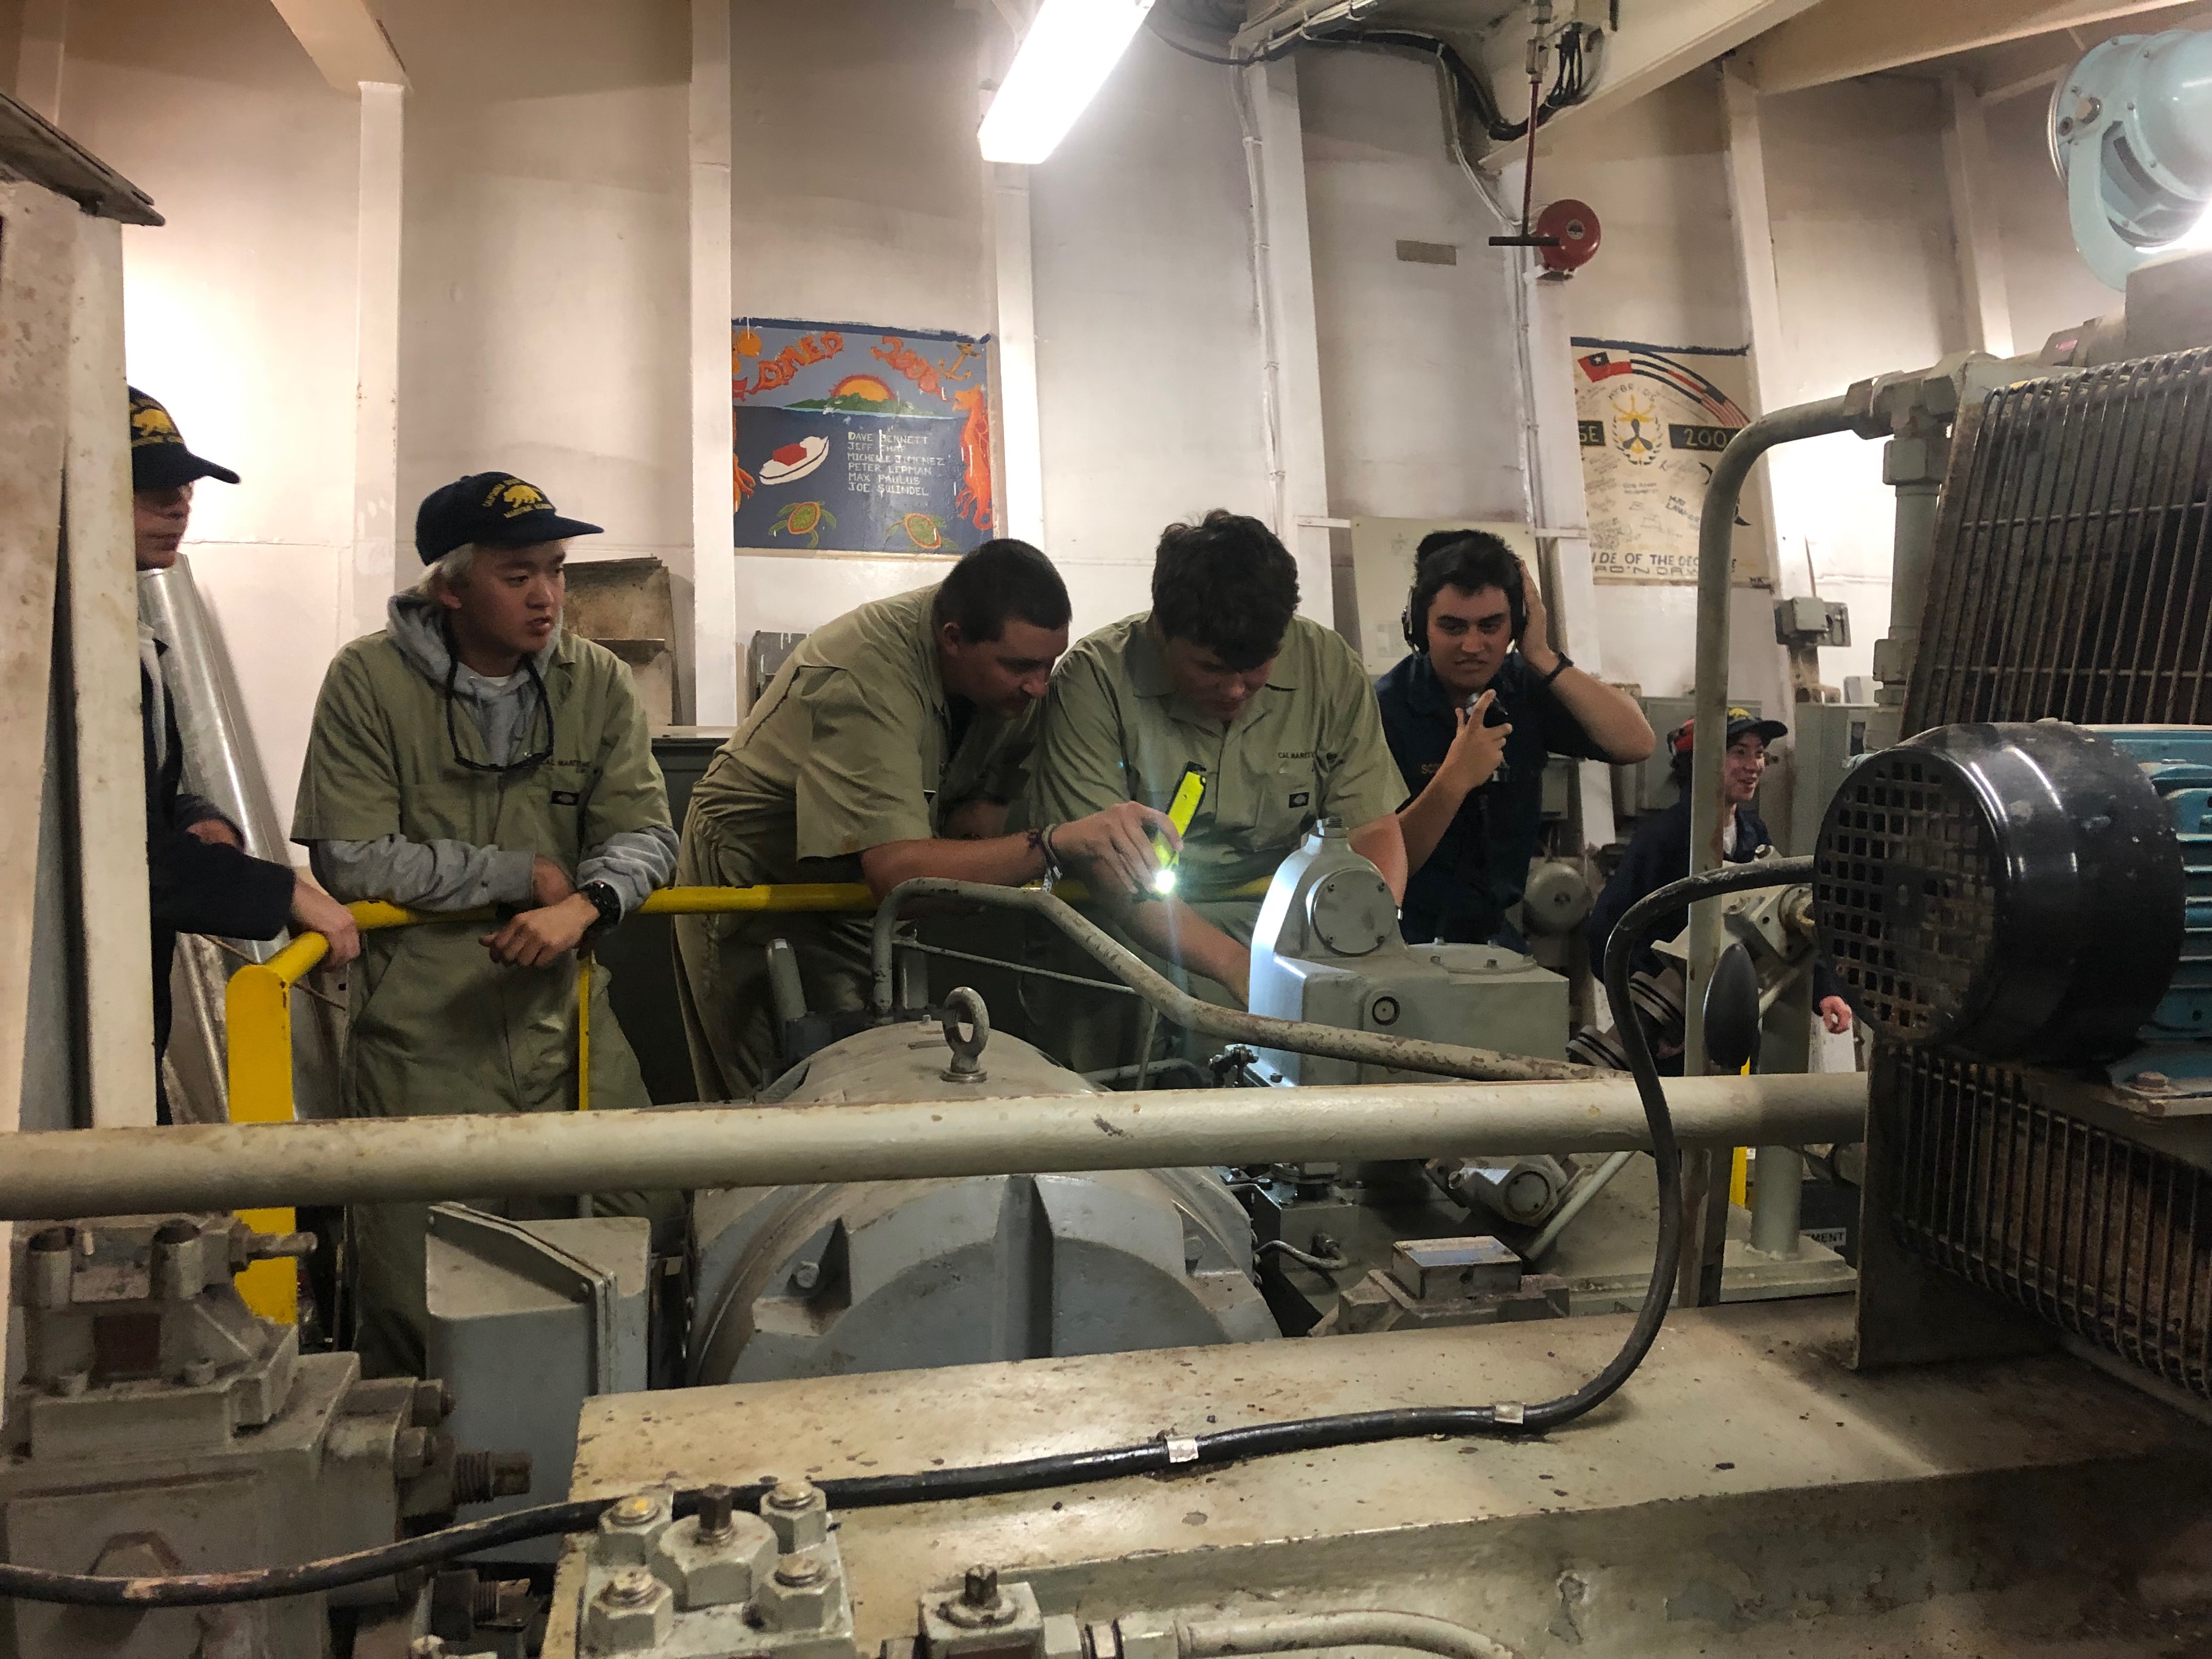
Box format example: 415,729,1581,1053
675,538,1178,1097
294,472,676,1377
1023,510,1406,1062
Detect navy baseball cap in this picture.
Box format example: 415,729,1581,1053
128,388,239,491
414,472,603,565
1669,706,1789,758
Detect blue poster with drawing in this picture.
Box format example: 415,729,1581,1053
731,317,995,555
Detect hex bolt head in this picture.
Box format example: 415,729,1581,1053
595,1489,674,1566
775,1555,825,1588
963,1565,999,1609
48,1370,88,1398
651,1509,776,1612
393,1426,433,1480
177,1359,218,1389
584,1567,674,1652
760,1477,828,1550
754,1550,839,1632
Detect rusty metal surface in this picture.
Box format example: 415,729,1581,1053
557,1300,2212,1657
1883,1046,2212,1400
0,89,159,224
1907,351,2212,732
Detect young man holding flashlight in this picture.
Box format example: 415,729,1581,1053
1023,510,1405,1022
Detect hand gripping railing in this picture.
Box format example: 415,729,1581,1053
221,883,875,1318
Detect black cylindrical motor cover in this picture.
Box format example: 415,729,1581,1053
1814,721,2183,1065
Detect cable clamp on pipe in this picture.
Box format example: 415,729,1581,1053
1164,1435,1200,1465
1492,1402,1526,1426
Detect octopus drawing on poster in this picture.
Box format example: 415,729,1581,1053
732,318,995,555
1571,338,1763,585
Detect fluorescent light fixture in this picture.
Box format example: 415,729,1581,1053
979,0,1157,166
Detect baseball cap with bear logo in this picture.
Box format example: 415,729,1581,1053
128,388,240,491
413,472,604,565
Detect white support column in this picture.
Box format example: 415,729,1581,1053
351,81,404,640
992,163,1045,548
15,0,67,123
1519,267,1617,853
690,0,738,724
1943,72,2016,359
1237,56,1333,622
0,187,77,1283
66,215,157,1128
1720,60,1794,619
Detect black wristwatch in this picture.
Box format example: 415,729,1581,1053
579,881,623,932
1537,651,1573,689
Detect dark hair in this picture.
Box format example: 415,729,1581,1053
1408,529,1521,646
932,538,1071,642
1151,510,1299,671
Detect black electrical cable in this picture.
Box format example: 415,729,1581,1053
0,860,1809,1610
1144,8,1243,65
1313,24,1598,140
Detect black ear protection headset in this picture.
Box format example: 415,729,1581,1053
1400,535,1528,653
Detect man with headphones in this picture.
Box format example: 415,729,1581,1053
1377,530,1654,946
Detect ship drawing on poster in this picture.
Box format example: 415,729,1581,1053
732,318,995,555
1571,339,1764,585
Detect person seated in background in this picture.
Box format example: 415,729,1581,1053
1585,710,1853,1064
129,388,360,1124
1022,509,1406,1017
292,471,676,1376
673,539,1176,1098
1378,530,1654,947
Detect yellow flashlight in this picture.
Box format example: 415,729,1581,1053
1153,764,1207,894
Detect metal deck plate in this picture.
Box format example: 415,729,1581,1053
557,1301,2212,1656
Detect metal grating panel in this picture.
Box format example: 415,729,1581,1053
1884,1047,2212,1397
1908,349,2212,732
1816,752,2000,1043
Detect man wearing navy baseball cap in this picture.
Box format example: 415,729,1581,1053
1587,706,1853,1062
293,470,676,1376
129,389,362,1124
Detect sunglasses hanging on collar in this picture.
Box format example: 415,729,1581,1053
442,619,554,775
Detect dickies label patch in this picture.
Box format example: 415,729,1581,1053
551,790,580,805
1288,791,1311,809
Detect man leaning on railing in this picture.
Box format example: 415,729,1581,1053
291,471,676,1379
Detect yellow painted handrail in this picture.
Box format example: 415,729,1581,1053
221,873,1272,1319
222,883,873,1319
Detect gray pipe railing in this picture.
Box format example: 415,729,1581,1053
869,877,1596,1086
1685,397,1869,1074
0,1072,1867,1222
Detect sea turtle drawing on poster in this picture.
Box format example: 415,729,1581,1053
732,317,996,555
1571,339,1765,585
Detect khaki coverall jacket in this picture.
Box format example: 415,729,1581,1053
294,623,672,1374
674,583,1032,1096
1018,612,1402,1067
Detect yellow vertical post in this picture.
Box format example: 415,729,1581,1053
575,949,592,1112
224,930,328,1324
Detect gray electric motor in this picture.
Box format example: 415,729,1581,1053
687,1002,1276,1385
1246,820,1568,1085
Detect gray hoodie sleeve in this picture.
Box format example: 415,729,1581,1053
577,824,679,919
309,836,537,912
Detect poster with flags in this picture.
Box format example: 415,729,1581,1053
1571,339,1765,585
732,317,996,556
